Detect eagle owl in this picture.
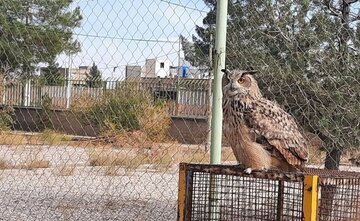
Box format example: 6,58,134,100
222,68,308,173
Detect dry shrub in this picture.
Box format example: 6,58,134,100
139,101,171,142
75,82,171,142
70,92,97,112
113,131,153,149
85,83,152,134
0,106,14,132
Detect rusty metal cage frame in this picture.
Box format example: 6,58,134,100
177,163,360,221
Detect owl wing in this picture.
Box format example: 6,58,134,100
244,99,308,166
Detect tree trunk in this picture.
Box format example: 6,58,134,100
324,146,341,170
322,145,341,219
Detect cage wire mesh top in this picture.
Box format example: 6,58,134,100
179,163,360,221
0,0,359,220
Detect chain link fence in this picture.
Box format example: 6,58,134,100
0,0,359,220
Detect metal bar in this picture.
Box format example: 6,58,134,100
210,0,228,164
276,180,284,221
303,175,319,221
177,163,187,221
185,170,194,221
185,163,304,182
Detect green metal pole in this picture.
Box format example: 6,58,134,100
210,0,228,164
209,3,228,219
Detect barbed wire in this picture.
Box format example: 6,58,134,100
159,0,209,13
74,33,179,43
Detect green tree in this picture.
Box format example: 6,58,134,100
86,62,103,88
183,0,360,170
41,62,65,86
0,0,82,77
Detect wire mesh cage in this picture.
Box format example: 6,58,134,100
178,163,360,221
313,168,360,221
0,0,359,220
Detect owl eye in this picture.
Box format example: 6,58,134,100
238,78,244,84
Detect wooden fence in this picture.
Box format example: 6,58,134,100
0,79,210,118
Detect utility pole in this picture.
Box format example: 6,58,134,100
205,30,213,151
178,35,181,78
176,35,182,115
66,54,72,109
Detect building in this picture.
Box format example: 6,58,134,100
72,66,91,81
58,66,91,81
125,65,142,80
38,65,91,86
144,58,171,78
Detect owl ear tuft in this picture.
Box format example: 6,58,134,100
241,67,257,77
221,69,229,74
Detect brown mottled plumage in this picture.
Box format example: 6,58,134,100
222,68,308,173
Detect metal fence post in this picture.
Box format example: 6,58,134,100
303,175,319,221
209,1,228,220
177,163,187,221
210,0,228,164
24,79,31,107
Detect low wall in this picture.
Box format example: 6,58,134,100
8,107,208,144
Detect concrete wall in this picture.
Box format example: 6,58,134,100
8,107,208,144
11,107,99,137
168,117,207,144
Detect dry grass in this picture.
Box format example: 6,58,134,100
308,145,325,165
222,147,237,162
0,131,72,146
104,166,119,176
21,159,50,170
113,131,153,149
89,150,148,170
54,165,76,176
40,129,71,145
0,159,12,170
89,145,217,173
0,132,39,145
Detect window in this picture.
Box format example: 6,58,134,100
160,62,165,68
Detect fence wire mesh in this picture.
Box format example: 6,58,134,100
0,0,359,220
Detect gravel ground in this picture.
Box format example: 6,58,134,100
0,145,179,221
1,144,359,221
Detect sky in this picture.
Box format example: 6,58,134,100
56,0,209,79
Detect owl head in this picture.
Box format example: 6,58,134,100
221,68,262,100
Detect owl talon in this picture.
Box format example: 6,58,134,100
244,168,252,174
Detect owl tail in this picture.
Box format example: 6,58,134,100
270,156,302,173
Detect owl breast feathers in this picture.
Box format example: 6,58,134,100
222,68,308,172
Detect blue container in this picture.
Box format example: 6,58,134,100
181,65,189,78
